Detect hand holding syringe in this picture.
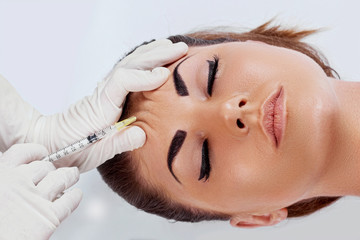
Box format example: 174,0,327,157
42,117,136,162
35,40,187,172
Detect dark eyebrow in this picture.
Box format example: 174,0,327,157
173,57,190,96
167,130,187,183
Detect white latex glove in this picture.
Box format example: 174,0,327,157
0,39,188,172
0,143,82,240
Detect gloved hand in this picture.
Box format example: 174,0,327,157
0,143,82,240
0,39,188,172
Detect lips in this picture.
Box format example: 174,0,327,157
262,87,286,147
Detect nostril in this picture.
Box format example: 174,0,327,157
239,100,246,107
236,119,245,129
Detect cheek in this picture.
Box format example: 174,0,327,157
281,56,338,188
209,135,321,212
214,156,309,212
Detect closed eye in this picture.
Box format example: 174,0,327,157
199,139,211,181
206,55,219,96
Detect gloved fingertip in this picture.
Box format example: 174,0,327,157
140,39,172,52
34,144,50,157
145,67,170,89
154,38,172,45
152,67,170,78
174,42,189,54
64,188,83,213
126,126,146,149
71,188,83,200
69,167,80,181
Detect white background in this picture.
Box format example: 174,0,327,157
1,0,360,239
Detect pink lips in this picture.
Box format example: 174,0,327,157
262,87,286,147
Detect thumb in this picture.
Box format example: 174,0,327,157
113,126,146,152
92,126,146,167
0,143,49,167
105,67,170,108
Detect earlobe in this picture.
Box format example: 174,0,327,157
230,208,288,228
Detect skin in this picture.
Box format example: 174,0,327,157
128,41,360,227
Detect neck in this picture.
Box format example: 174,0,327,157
309,78,360,197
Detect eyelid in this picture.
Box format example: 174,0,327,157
206,55,219,96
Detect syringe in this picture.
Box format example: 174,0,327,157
41,116,136,162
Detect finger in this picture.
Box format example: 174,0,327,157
112,125,146,152
131,39,172,54
37,167,80,201
52,188,82,223
106,67,170,107
85,126,145,168
120,41,188,70
134,42,188,69
0,143,49,167
17,160,56,184
117,39,172,67
120,67,170,92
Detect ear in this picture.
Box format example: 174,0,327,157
230,208,288,228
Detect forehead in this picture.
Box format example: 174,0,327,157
128,43,225,197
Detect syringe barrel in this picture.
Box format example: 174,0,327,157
43,137,90,162
42,124,116,162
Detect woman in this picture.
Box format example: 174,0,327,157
98,21,351,228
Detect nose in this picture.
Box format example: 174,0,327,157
219,95,249,136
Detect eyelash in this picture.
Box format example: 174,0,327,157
198,56,218,182
199,139,211,182
207,55,219,96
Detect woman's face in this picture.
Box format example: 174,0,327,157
130,41,338,216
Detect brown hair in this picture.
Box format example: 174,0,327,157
98,21,341,222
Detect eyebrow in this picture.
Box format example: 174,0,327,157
173,57,190,96
167,130,187,183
